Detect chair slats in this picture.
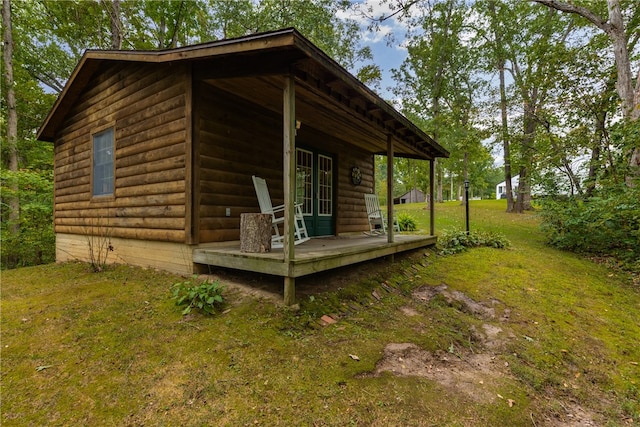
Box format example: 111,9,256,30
364,193,399,235
252,176,310,248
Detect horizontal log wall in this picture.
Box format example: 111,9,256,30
195,80,373,242
196,83,284,242
53,62,189,244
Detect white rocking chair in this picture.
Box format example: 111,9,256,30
364,193,400,235
252,175,310,248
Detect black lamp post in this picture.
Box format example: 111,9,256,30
464,180,470,235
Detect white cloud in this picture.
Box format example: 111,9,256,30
361,24,393,43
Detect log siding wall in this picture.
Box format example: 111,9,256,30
195,81,372,243
53,62,189,243
196,83,282,242
53,64,373,254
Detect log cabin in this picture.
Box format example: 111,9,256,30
37,28,449,304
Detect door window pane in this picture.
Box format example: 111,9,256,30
296,149,313,215
318,154,332,216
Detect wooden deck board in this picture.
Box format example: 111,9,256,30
193,234,437,278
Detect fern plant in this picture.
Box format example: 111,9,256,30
397,212,417,231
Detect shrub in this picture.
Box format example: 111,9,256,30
84,218,114,272
397,212,417,231
0,169,55,269
438,228,510,255
171,277,225,315
539,187,640,270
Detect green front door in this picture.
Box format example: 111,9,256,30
296,148,334,237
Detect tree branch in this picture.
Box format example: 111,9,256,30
375,0,422,23
531,0,611,34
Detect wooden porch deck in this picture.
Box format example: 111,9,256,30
193,234,437,278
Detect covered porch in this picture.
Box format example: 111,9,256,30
194,233,437,280
190,29,449,305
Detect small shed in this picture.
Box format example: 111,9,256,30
394,188,426,204
37,28,449,304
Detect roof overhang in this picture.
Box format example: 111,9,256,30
37,28,449,160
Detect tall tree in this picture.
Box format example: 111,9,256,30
486,0,515,211
533,0,640,186
473,0,578,212
509,3,576,211
103,0,122,49
2,0,19,234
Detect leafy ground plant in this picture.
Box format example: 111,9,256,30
171,276,224,315
397,211,417,231
438,228,511,255
538,187,640,271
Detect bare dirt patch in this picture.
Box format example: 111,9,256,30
363,342,508,403
366,285,516,403
399,306,420,317
412,283,498,319
371,284,602,426
540,401,601,427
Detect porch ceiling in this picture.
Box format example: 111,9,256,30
204,75,398,157
201,57,446,160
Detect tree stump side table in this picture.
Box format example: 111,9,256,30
240,213,272,253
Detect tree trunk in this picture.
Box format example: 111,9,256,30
606,0,635,119
629,69,640,181
103,0,123,49
607,0,640,185
432,92,444,203
436,161,444,202
489,0,515,212
2,0,19,235
586,108,607,197
515,99,536,212
499,62,514,212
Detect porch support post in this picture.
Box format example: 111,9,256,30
283,74,296,305
386,134,394,244
430,159,435,236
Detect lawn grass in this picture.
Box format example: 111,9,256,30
2,200,639,426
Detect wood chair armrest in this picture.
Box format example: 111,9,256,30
272,203,305,215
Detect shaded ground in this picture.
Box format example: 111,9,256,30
200,250,425,304
4,201,636,426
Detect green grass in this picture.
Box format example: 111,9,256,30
2,200,639,426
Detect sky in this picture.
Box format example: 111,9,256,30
337,0,412,100
340,0,508,167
